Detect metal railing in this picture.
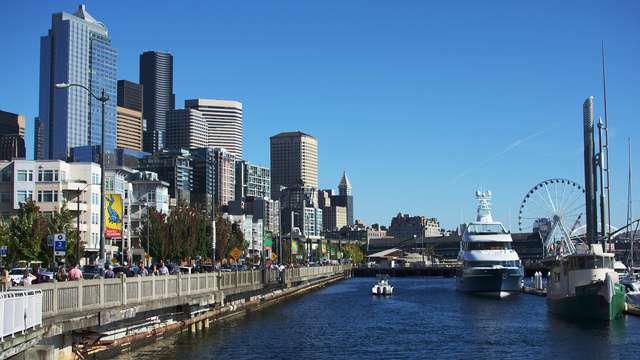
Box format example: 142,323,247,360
0,290,42,341
31,265,350,319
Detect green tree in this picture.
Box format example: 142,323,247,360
9,200,48,265
215,215,230,261
342,243,364,264
144,208,169,260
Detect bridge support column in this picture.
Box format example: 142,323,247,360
204,318,210,328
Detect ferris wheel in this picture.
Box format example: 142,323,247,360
518,178,585,256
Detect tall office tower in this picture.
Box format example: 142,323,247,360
331,171,354,225
235,160,270,200
184,99,243,158
138,149,192,204
270,131,318,200
34,118,44,160
140,51,174,153
192,147,237,209
0,111,26,161
165,109,207,150
117,80,143,112
38,5,117,160
116,107,143,151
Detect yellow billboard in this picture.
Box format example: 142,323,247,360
105,193,123,238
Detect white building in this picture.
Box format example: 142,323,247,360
0,160,102,254
226,214,264,256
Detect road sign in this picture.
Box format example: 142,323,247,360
230,247,241,261
271,253,277,261
54,234,66,256
0,246,7,257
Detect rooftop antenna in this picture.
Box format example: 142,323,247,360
601,42,612,244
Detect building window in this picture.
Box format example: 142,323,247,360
38,170,59,182
37,190,58,203
0,193,9,203
91,192,99,205
91,213,99,225
16,170,33,181
147,191,156,202
92,173,100,185
1,171,11,182
60,171,67,182
16,190,32,204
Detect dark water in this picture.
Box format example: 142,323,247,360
114,277,640,360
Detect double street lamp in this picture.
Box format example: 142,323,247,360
56,82,109,264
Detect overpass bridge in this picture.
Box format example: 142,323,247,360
2,265,351,359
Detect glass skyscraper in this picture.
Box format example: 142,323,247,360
38,5,117,160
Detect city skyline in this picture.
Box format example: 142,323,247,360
1,1,639,229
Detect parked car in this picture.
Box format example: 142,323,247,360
9,268,28,285
82,265,102,279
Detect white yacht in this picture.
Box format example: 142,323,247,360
372,276,393,295
456,191,524,297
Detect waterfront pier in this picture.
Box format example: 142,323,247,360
3,265,351,359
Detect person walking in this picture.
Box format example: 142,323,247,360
158,261,169,275
56,266,67,282
137,261,148,276
22,270,32,286
0,268,10,291
150,264,159,276
68,264,83,281
104,265,115,279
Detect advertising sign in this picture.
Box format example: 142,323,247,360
291,240,298,255
105,194,123,238
263,232,273,251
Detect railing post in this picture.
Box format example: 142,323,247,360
177,273,182,297
137,276,142,304
122,275,127,306
77,279,83,311
164,277,169,298
99,277,105,306
52,281,59,314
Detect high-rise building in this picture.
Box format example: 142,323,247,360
331,171,354,225
184,99,243,158
270,131,318,200
191,147,237,209
34,118,44,160
140,51,174,153
38,5,117,160
117,80,143,112
0,111,26,161
165,109,207,150
116,107,143,151
138,149,192,204
235,160,270,200
322,205,347,231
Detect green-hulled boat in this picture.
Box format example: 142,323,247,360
545,244,626,321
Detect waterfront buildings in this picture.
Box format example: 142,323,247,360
235,160,270,200
128,171,170,258
0,110,26,160
190,147,237,209
333,172,354,225
140,51,174,153
116,107,143,151
38,5,117,160
388,213,441,240
0,159,102,255
322,205,347,231
270,131,318,200
138,149,192,204
166,109,208,150
185,99,243,158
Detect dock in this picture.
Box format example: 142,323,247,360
625,303,640,317
522,286,547,297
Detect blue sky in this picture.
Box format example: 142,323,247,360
1,1,639,230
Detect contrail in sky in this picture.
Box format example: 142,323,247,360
451,130,545,183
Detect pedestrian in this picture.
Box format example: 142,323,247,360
137,261,148,276
0,268,10,291
158,261,169,275
150,264,159,276
68,263,83,281
56,266,67,282
104,265,115,279
22,270,32,286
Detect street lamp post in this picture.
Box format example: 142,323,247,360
56,83,109,265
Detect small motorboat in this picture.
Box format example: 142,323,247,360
372,276,393,295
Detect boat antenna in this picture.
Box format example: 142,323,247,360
601,42,612,244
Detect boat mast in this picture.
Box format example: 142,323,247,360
628,138,633,274
601,43,612,244
598,116,607,248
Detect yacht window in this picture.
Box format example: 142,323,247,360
466,224,507,235
466,242,512,250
